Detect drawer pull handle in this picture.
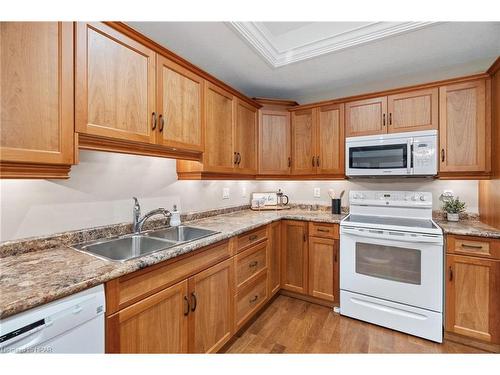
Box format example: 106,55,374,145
190,292,197,312
317,228,330,233
249,295,258,303
183,296,190,316
449,266,453,281
249,260,258,268
249,234,258,241
460,243,484,249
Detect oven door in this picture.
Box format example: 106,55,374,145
340,226,443,312
346,138,411,176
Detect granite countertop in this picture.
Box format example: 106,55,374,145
1,208,499,320
0,209,344,319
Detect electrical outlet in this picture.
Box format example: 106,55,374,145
313,187,321,198
222,188,230,200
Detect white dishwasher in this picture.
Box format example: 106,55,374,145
0,284,105,353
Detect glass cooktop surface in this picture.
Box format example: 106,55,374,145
343,214,439,230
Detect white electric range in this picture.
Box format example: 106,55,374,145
339,190,444,342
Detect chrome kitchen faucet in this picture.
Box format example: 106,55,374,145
132,197,171,233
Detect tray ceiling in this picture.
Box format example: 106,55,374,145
229,22,439,67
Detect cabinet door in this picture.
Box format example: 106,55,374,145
189,258,234,353
291,109,316,175
345,96,387,137
156,55,203,151
308,237,338,302
439,80,487,173
234,99,258,174
203,82,235,173
281,221,308,294
316,104,344,175
75,22,156,144
268,221,281,296
258,109,291,175
387,88,438,133
106,280,189,353
0,22,73,165
446,255,500,344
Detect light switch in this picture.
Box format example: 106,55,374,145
314,187,321,198
222,188,230,199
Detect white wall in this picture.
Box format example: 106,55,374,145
0,151,478,242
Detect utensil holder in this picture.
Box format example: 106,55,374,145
331,199,341,215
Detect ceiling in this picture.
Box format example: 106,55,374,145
128,22,500,104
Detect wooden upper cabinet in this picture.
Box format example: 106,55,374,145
291,109,316,175
439,79,489,173
75,22,156,144
106,280,189,353
316,104,345,175
281,221,308,294
203,82,235,173
345,96,387,137
234,99,258,174
156,56,204,151
259,109,291,175
387,88,438,133
0,22,74,176
446,254,500,344
188,258,234,353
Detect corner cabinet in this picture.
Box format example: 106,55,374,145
0,22,74,178
439,79,491,178
281,220,308,294
75,22,203,160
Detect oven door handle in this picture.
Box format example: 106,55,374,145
341,227,442,244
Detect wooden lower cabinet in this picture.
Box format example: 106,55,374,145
281,220,308,294
268,221,281,296
446,254,500,345
106,280,189,353
308,237,339,303
188,258,234,353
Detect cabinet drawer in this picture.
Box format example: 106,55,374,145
237,226,267,252
106,240,230,314
235,269,268,329
309,222,339,239
447,235,500,260
235,241,267,289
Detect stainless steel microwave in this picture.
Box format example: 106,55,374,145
345,130,437,177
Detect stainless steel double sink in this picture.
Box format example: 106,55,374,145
72,225,219,262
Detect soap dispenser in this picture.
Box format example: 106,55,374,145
170,205,181,227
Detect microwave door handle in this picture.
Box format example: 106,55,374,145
407,139,412,174
341,227,441,243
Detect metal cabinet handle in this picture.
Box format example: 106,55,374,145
461,243,484,249
389,113,392,125
249,234,258,241
151,112,157,130
312,156,316,167
249,260,258,268
249,295,258,303
449,267,453,281
159,114,165,132
237,153,241,165
316,156,320,167
288,157,291,168
441,149,445,162
334,250,338,263
190,292,197,312
303,234,306,242
383,113,386,126
183,296,190,316
234,152,238,165
317,228,329,233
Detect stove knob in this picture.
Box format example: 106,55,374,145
420,195,426,201
411,195,417,201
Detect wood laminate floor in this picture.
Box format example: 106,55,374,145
223,295,486,354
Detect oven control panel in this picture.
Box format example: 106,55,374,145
350,191,433,207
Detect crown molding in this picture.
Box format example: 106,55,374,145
229,22,441,68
